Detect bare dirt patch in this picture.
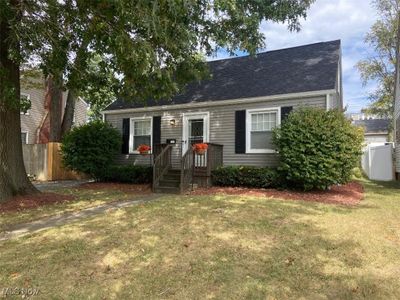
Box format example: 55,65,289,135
0,193,75,213
190,181,364,206
79,182,152,194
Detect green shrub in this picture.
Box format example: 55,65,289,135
212,166,279,188
102,165,152,184
61,121,121,180
273,108,364,190
351,167,364,179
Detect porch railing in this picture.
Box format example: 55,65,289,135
152,144,173,191
206,143,223,176
153,143,169,158
192,143,223,187
153,142,223,193
180,147,194,193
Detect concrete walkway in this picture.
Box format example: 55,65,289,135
0,194,161,241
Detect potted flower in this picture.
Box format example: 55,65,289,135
192,143,208,155
137,144,151,155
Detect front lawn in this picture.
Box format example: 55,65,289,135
1,179,400,299
0,184,150,232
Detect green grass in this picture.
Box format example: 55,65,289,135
1,179,400,299
0,187,142,232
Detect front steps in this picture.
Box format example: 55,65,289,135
153,169,181,194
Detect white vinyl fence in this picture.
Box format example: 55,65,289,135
361,143,394,181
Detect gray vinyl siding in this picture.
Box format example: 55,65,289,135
105,94,326,168
395,46,400,173
73,98,88,126
21,82,47,144
20,80,88,144
328,92,340,110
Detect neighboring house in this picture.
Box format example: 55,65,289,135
353,116,393,182
352,116,390,145
20,78,88,144
395,22,400,179
102,40,342,192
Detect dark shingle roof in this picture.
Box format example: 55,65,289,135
105,40,340,110
353,119,390,134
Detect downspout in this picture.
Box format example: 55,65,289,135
326,94,331,111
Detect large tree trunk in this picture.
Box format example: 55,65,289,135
61,90,76,138
0,9,38,202
48,75,63,142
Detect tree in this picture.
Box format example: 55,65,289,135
357,0,400,120
80,56,118,121
0,0,314,202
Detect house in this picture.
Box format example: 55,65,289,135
102,40,343,192
352,115,393,181
352,115,390,145
395,21,400,180
20,77,88,144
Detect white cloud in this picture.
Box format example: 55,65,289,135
260,0,376,49
211,0,379,113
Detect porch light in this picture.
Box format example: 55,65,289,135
170,119,176,126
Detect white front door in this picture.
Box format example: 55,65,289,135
182,112,209,155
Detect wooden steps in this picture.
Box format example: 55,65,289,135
153,169,181,194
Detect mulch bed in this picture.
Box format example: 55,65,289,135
190,181,364,206
0,193,76,213
79,182,152,194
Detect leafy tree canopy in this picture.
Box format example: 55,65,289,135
79,55,118,120
2,0,314,107
357,0,399,120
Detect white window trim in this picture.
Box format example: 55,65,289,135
20,93,31,115
21,131,29,144
182,112,210,156
129,116,153,154
246,107,281,154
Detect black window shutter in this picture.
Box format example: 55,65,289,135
152,116,161,147
235,110,246,154
281,106,293,122
121,118,130,154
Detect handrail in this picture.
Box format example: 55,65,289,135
207,143,223,176
153,144,173,191
180,147,194,193
153,144,172,165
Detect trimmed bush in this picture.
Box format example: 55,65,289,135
212,166,279,188
102,165,152,184
272,108,364,190
61,121,121,180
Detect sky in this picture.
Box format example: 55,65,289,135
210,0,379,113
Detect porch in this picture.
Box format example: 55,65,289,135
153,143,223,193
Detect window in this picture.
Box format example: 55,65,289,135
20,93,31,115
21,132,28,144
246,108,280,153
129,118,152,153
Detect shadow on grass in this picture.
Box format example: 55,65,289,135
360,176,400,189
0,194,398,299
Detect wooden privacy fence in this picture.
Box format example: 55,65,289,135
23,142,87,181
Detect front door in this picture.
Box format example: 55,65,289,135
182,112,209,158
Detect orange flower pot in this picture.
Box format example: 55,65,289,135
137,144,151,155
195,149,206,155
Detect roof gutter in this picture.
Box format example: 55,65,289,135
102,89,336,115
